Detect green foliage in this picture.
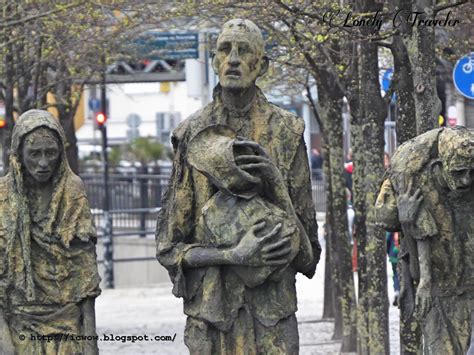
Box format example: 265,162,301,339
109,146,122,167
0,0,175,169
129,137,165,164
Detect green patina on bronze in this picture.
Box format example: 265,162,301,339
0,110,101,354
156,19,320,354
188,124,301,290
375,127,474,354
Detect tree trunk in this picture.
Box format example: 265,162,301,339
351,122,369,353
392,33,417,144
327,101,357,352
322,139,335,320
325,151,343,338
402,0,441,134
53,66,80,174
307,88,335,321
350,1,390,352
362,123,389,355
61,113,80,174
2,38,15,171
351,120,389,355
390,3,422,351
318,74,357,351
286,21,357,351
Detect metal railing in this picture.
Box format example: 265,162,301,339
81,172,168,242
92,207,160,237
80,170,327,288
81,173,169,211
81,171,327,225
311,172,326,213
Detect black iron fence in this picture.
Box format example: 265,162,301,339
81,173,169,210
80,172,169,234
312,178,326,213
92,208,160,237
80,170,326,287
81,171,327,225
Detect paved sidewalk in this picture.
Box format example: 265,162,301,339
95,247,401,354
95,213,403,354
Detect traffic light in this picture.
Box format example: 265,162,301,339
0,118,6,129
96,112,106,128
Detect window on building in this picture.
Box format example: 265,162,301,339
156,112,181,145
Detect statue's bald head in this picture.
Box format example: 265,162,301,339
218,19,265,58
213,19,268,91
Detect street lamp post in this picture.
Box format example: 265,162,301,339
98,57,114,289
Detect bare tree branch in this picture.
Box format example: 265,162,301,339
305,84,324,133
0,2,83,29
434,0,469,14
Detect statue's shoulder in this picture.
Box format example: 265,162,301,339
172,104,214,149
66,172,88,198
0,175,8,187
173,112,198,141
391,128,443,175
0,176,8,201
266,101,305,137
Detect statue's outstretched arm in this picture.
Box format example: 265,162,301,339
414,240,432,318
396,181,432,318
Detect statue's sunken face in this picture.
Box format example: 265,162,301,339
444,159,474,192
22,128,60,183
438,129,474,193
213,20,265,90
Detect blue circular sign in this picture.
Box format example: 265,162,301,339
381,68,396,103
453,53,474,100
382,68,393,92
88,98,100,111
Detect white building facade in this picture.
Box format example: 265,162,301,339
77,80,203,149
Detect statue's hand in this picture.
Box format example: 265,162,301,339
231,221,291,267
415,281,432,319
397,180,424,225
233,140,285,187
0,314,15,354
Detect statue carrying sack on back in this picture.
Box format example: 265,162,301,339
376,127,474,354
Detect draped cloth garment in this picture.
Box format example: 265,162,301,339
156,86,321,354
0,110,101,354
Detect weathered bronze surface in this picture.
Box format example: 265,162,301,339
376,127,474,354
0,110,101,354
156,19,321,354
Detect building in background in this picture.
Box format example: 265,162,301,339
77,81,202,151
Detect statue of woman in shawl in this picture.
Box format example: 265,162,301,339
0,110,101,354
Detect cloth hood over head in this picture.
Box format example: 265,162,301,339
1,109,100,304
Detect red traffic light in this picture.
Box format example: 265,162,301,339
96,112,106,126
0,119,6,129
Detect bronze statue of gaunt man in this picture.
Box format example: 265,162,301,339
0,110,101,354
156,19,321,354
376,127,474,354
